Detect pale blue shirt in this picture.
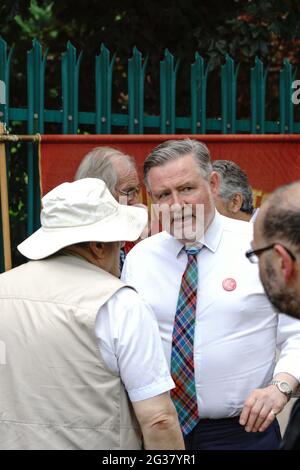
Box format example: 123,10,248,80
121,211,300,418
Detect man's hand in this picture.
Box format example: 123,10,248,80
239,385,287,432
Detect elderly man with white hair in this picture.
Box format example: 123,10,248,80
0,178,184,450
75,146,148,266
250,180,300,450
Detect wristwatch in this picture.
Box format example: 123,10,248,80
270,380,292,401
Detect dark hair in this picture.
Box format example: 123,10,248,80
212,160,253,215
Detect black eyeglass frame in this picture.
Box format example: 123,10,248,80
245,243,296,263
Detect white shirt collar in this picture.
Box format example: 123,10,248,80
162,209,224,258
201,209,223,253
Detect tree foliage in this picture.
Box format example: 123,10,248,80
2,0,300,114
3,1,300,64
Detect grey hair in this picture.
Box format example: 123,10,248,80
74,146,136,195
262,181,300,251
143,138,213,190
212,160,254,215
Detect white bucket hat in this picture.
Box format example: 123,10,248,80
18,178,148,260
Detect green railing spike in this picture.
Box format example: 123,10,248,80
128,46,148,134
0,37,13,271
27,39,47,235
61,41,82,134
221,55,239,134
27,39,47,133
95,44,115,133
0,37,13,125
160,49,180,133
191,52,209,134
251,57,267,134
280,58,296,134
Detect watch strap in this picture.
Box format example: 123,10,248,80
270,380,292,401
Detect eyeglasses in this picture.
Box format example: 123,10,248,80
117,186,140,199
245,243,296,264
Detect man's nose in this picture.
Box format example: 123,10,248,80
169,192,184,206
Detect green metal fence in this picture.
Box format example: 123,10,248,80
1,39,299,135
0,38,299,270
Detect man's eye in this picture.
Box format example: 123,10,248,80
181,187,192,192
159,193,170,200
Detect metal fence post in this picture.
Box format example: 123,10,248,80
128,47,147,134
250,57,268,134
221,55,239,134
280,58,296,134
27,40,47,234
160,49,180,134
0,38,13,271
0,37,13,126
251,57,267,134
191,52,208,134
61,41,82,134
95,44,115,134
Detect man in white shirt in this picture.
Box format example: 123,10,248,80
122,138,300,450
0,178,184,450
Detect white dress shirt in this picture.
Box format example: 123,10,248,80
95,287,174,402
122,211,300,419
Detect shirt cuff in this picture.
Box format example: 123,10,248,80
128,377,175,403
274,360,300,384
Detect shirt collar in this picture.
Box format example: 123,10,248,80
163,209,224,258
201,209,223,253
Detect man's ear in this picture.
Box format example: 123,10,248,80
89,241,105,260
210,171,220,196
228,193,243,214
273,244,295,282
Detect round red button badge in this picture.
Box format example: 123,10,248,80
222,278,237,291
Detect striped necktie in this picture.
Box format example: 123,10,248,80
171,246,201,435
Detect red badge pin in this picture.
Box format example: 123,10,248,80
222,278,237,291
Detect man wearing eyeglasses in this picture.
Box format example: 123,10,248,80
75,146,144,266
122,138,300,450
250,181,300,450
248,181,299,321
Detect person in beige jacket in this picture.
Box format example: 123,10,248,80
0,178,184,450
